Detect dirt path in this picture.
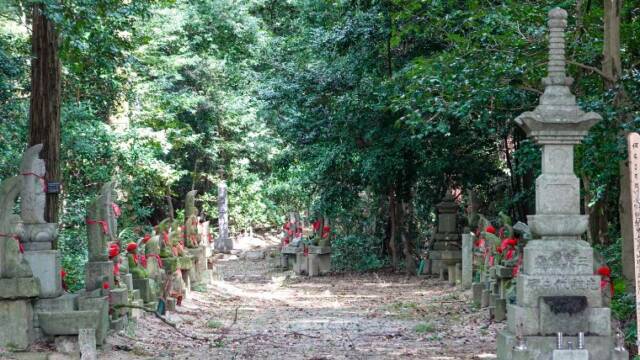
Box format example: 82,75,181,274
104,248,502,359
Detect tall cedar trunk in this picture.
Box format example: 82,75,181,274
603,0,622,89
389,189,398,270
400,200,416,275
29,3,61,224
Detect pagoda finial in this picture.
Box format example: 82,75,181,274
544,8,572,87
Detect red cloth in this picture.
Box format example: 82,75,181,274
147,254,163,268
86,218,109,234
0,233,23,253
111,203,122,218
485,225,496,234
142,234,151,244
126,242,138,253
22,172,47,192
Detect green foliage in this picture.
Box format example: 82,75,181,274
331,234,386,272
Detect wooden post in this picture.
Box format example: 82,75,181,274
626,132,640,346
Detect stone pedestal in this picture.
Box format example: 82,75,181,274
77,296,109,346
187,246,208,285
84,261,114,292
428,195,461,276
23,250,62,298
132,278,155,304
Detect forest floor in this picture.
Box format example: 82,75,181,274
104,243,502,359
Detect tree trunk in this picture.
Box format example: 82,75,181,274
400,200,416,275
603,0,622,89
389,189,398,270
29,3,61,224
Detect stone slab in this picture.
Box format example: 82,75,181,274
77,296,109,345
37,311,100,336
472,283,483,306
23,250,62,298
521,240,593,276
22,242,52,251
35,294,78,316
552,349,588,360
0,299,34,350
308,246,331,255
0,277,40,299
109,287,128,318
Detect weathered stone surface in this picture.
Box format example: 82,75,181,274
472,283,483,306
552,350,589,360
54,336,79,353
78,328,97,360
132,278,155,304
23,250,62,298
516,274,602,307
38,311,100,336
166,297,177,312
308,253,331,277
35,294,77,313
109,288,128,318
0,277,40,299
0,299,34,350
497,330,612,360
19,145,47,225
215,180,232,252
84,261,113,292
521,240,593,276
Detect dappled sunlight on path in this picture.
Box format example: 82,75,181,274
104,249,501,359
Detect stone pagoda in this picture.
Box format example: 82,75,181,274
497,8,625,359
428,193,461,281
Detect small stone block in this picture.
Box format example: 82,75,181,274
55,336,79,353
77,296,109,346
481,289,490,308
84,261,114,292
0,299,34,350
109,288,128,317
110,315,126,331
78,328,97,360
166,297,177,312
0,277,40,299
494,299,506,322
38,311,100,336
132,278,155,304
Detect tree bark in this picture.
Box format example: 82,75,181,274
29,3,61,224
400,200,416,275
603,0,622,89
388,189,398,270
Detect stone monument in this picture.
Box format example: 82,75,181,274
84,182,116,292
497,8,623,359
20,145,62,299
0,176,40,350
428,193,461,280
215,179,232,252
184,190,209,286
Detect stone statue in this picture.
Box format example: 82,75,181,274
184,190,199,248
0,176,32,278
87,182,118,262
19,144,57,247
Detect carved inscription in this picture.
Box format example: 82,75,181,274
534,250,591,273
626,132,640,345
524,276,599,291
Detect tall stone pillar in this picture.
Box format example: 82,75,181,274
428,193,461,277
497,8,616,359
215,180,232,253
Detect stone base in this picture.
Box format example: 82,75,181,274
294,252,307,275
0,277,40,299
109,287,129,318
506,303,611,337
497,329,613,360
308,253,331,277
110,315,127,331
132,278,155,304
0,299,35,350
85,261,114,292
23,250,62,298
